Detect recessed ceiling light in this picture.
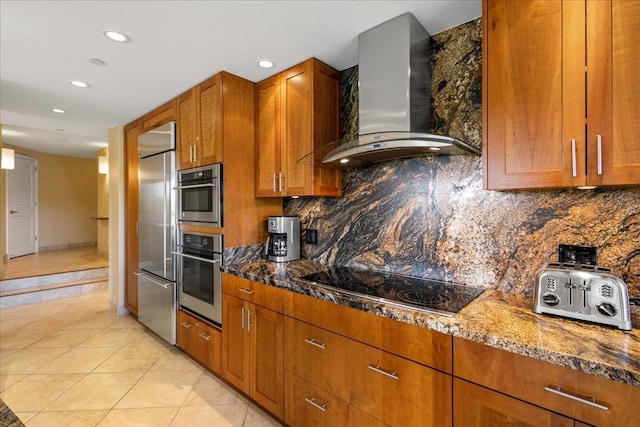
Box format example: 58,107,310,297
52,108,65,114
257,59,274,69
70,80,89,88
104,30,129,42
89,58,106,66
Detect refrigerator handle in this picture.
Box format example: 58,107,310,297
133,271,172,289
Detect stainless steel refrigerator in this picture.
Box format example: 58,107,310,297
136,121,177,345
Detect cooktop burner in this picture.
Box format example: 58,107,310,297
296,266,484,317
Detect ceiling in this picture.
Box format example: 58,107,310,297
0,0,481,159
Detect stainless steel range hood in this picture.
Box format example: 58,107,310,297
322,13,480,165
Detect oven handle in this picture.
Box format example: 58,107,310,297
172,251,220,265
173,183,217,190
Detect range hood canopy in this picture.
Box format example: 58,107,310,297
320,13,480,166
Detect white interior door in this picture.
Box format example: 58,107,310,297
7,154,38,258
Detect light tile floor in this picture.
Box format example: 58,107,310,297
0,290,282,426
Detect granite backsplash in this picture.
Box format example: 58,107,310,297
278,17,640,297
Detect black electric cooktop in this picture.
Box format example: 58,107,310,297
296,266,484,317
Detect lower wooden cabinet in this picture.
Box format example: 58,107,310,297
454,379,575,426
285,371,385,427
221,293,284,419
176,309,221,374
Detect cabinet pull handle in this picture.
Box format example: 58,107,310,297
273,173,277,192
247,310,254,331
571,138,577,177
368,364,399,380
597,134,603,175
193,144,197,162
544,386,608,411
304,338,327,349
189,145,192,163
239,288,254,295
241,307,245,330
304,397,327,412
180,321,191,328
279,172,283,192
198,332,211,341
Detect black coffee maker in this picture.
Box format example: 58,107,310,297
264,216,300,262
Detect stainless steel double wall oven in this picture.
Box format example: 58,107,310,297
176,164,224,325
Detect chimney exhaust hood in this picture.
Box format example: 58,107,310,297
321,13,480,165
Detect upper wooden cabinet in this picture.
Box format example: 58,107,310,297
177,73,224,169
140,100,175,133
256,58,342,197
483,0,640,190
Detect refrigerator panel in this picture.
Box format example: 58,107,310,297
138,122,175,158
138,151,176,281
137,271,176,345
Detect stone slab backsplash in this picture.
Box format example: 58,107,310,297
282,17,639,296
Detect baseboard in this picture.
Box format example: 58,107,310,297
39,242,98,252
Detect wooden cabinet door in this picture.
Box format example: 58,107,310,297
483,0,585,189
197,74,223,166
221,294,250,393
587,0,640,186
255,74,281,197
177,88,197,170
454,379,575,427
281,61,313,196
177,310,206,364
349,339,452,426
250,304,284,419
124,122,140,316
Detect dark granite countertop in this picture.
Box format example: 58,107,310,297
222,259,640,388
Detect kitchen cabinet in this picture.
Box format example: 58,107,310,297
176,74,223,169
124,120,140,316
284,294,453,426
140,100,175,132
255,58,342,197
177,309,221,374
453,337,639,426
483,0,640,189
221,274,284,419
454,378,574,426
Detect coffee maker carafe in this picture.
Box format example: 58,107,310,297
265,216,300,262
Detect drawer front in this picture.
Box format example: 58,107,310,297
453,337,639,427
222,273,284,313
284,290,452,373
454,378,574,426
349,339,453,427
284,316,352,401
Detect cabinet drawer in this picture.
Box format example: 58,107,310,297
284,316,352,401
285,371,385,427
177,309,221,374
284,290,452,373
453,337,639,427
349,338,452,427
222,273,284,313
454,378,574,426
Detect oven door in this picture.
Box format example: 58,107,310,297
177,251,222,325
178,181,221,225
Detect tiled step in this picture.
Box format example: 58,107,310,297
0,268,109,308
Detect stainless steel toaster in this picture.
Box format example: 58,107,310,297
534,263,632,330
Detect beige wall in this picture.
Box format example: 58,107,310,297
1,124,6,274
3,143,98,250
97,147,109,255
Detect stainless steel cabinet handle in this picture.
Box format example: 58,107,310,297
172,251,220,264
304,338,327,350
273,173,277,192
278,172,283,192
133,271,172,289
304,397,327,412
180,321,191,328
189,145,193,163
597,134,603,175
571,138,577,177
193,145,197,162
247,310,253,331
198,332,211,341
241,307,245,330
544,386,608,411
368,364,399,380
239,288,254,295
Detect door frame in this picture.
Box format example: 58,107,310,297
6,153,39,258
